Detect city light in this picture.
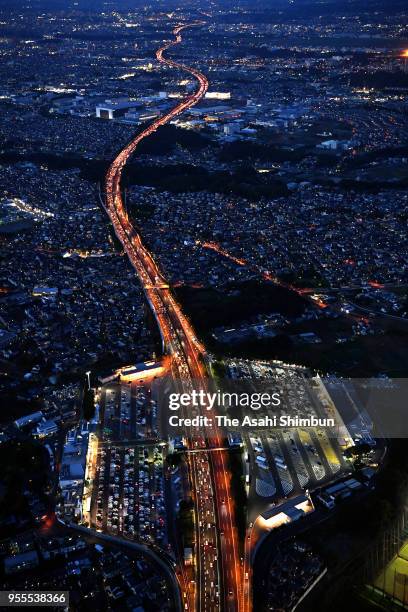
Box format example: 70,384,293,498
1,2,406,611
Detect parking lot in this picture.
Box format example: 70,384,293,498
102,381,159,442
92,442,167,544
226,359,348,504
89,381,166,544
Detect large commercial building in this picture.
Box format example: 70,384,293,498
57,423,90,522
96,99,140,120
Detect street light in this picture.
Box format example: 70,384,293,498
86,370,91,391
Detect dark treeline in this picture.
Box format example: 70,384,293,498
343,145,408,168
0,150,288,198
132,124,212,155
0,439,50,537
346,71,408,89
175,280,307,335
125,162,289,198
219,140,306,163
216,0,407,23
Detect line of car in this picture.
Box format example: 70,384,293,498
94,444,167,544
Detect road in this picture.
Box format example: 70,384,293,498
104,21,242,612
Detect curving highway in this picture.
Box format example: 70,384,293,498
104,22,243,612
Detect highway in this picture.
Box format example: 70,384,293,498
104,21,243,612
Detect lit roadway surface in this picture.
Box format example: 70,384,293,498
105,22,243,612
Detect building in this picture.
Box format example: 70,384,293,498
99,361,165,384
205,91,231,100
318,139,352,151
57,423,90,522
184,547,193,566
119,361,165,382
32,286,58,298
319,139,339,150
122,109,140,124
256,494,314,531
96,99,140,120
14,411,43,429
317,477,364,508
35,418,58,437
227,432,243,447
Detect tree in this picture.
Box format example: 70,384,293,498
83,388,95,421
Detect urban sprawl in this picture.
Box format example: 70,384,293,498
0,1,407,611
